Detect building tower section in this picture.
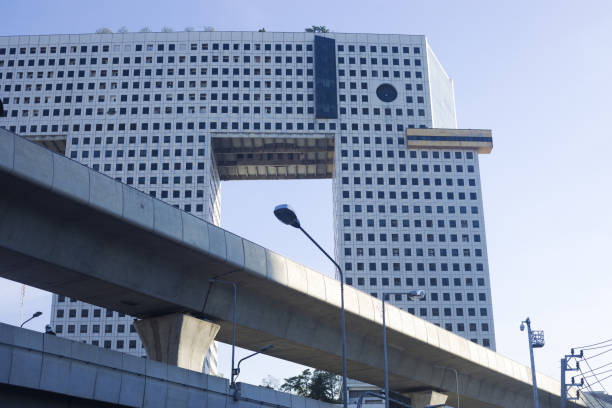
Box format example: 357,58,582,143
0,31,496,370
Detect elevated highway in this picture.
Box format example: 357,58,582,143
0,129,582,407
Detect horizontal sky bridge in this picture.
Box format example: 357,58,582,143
216,158,331,167
211,144,335,154
212,134,334,180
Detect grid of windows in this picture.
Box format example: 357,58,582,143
338,145,494,346
51,295,144,353
0,32,494,362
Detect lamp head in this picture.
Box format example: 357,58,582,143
520,322,525,331
259,344,274,352
407,289,425,301
33,311,42,318
273,204,300,228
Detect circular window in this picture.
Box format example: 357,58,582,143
376,84,398,103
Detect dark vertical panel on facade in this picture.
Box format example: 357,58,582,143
314,36,338,119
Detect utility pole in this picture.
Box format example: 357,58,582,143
521,317,545,408
560,349,583,408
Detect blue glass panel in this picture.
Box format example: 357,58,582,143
314,36,338,119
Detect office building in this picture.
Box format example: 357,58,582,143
0,30,495,379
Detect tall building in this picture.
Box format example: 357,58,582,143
0,31,495,378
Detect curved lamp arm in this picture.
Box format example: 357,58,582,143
233,344,274,383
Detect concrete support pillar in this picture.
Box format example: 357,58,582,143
405,390,448,408
134,313,220,372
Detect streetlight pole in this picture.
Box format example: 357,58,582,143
209,278,237,390
382,290,424,408
273,204,348,408
521,317,544,408
295,225,349,408
20,311,42,328
382,294,390,408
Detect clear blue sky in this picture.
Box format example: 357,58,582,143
1,0,612,392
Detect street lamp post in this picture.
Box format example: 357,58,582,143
520,317,545,408
20,311,42,328
273,204,348,408
382,291,424,408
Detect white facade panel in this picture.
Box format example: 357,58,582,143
0,31,495,380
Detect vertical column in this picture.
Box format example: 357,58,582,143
405,390,448,408
134,313,220,372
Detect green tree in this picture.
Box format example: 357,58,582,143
309,370,341,402
281,369,311,397
280,369,341,403
261,374,280,390
305,25,330,33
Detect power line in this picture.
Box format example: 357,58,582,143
575,339,612,349
582,347,612,362
578,366,607,408
584,359,609,395
581,368,612,380
579,361,612,377
595,372,612,385
581,383,607,408
578,365,611,408
561,339,612,408
582,343,612,352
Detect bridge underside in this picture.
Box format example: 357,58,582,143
0,130,582,408
24,134,67,155
211,133,334,180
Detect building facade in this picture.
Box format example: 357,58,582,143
0,31,496,378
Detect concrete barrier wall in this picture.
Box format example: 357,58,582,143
0,323,335,408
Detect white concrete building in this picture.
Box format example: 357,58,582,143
0,30,496,383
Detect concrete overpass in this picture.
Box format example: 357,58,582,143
0,322,337,408
0,128,582,407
